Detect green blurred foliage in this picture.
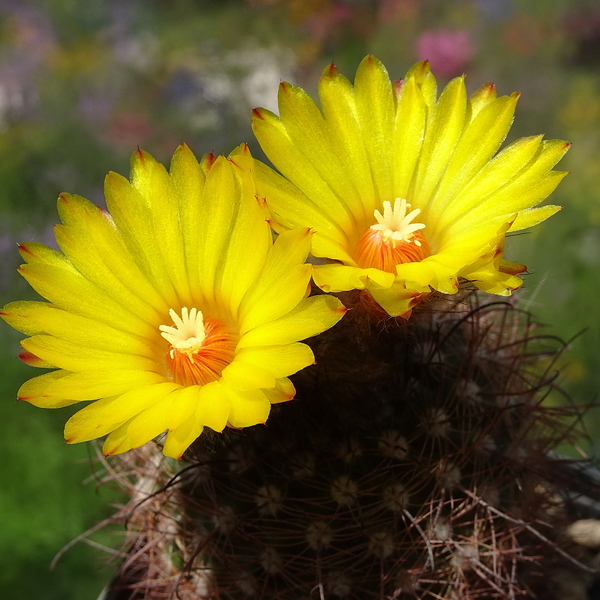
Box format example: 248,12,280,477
1,0,599,597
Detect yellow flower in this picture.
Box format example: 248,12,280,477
1,146,345,459
251,55,570,317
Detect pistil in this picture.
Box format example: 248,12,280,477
355,199,430,273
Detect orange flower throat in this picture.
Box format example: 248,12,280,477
159,308,237,386
355,199,430,273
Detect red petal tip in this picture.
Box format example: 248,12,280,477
205,152,217,169
251,107,264,121
17,243,34,255
327,63,337,77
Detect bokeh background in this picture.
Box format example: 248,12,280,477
0,0,599,598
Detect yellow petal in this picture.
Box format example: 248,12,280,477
170,144,204,298
468,82,498,122
196,380,231,431
368,282,428,318
0,301,46,336
225,386,271,429
18,262,157,339
237,295,346,349
392,75,428,200
262,377,296,404
354,55,396,207
21,335,159,373
195,156,237,303
18,370,78,408
104,169,179,307
17,241,65,266
163,417,204,459
129,150,193,307
35,369,165,403
311,233,355,264
312,264,395,293
240,228,313,333
430,92,519,224
252,159,342,240
81,199,170,317
416,75,467,211
509,205,562,232
64,382,178,443
277,80,364,230
235,343,314,378
219,155,272,315
55,193,167,324
221,360,276,391
102,421,134,456
125,391,191,448
318,63,374,223
3,301,156,357
252,105,356,234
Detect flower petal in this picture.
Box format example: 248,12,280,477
21,335,159,373
313,264,395,293
416,75,468,212
262,377,296,404
64,382,178,443
252,106,355,234
237,295,346,349
235,343,315,379
354,55,396,208
163,417,204,459
33,369,165,403
226,387,271,429
3,301,156,357
318,63,375,223
240,228,313,333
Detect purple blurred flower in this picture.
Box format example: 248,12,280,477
415,29,474,78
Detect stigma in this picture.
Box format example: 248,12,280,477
159,307,206,358
355,199,430,273
159,308,237,386
371,199,426,247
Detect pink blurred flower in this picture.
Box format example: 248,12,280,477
415,29,474,78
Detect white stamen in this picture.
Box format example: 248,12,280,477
370,198,426,247
159,307,206,358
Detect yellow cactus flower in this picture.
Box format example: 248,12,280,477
251,55,570,317
1,146,345,459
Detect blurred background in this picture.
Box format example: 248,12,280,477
0,0,599,597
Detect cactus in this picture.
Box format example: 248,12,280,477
102,290,595,600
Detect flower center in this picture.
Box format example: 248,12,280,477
159,307,237,386
355,198,430,273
